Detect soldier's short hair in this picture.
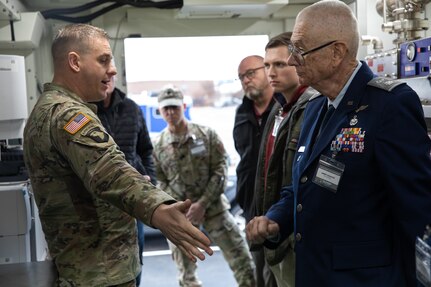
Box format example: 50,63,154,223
52,24,109,65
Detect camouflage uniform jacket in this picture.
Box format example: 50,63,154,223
153,122,230,218
23,83,175,287
254,87,317,265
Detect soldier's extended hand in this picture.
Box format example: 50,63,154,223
151,199,213,262
246,216,280,245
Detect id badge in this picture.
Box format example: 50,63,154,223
416,237,431,286
190,139,206,156
312,155,345,193
272,115,283,137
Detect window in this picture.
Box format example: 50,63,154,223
124,35,269,165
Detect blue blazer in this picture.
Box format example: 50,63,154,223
266,62,431,287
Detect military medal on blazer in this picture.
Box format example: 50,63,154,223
330,105,368,155
311,75,408,196
313,105,369,193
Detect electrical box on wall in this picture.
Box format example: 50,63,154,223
0,183,31,264
0,12,44,50
365,49,398,79
0,55,27,121
0,54,27,146
0,0,21,21
399,37,431,79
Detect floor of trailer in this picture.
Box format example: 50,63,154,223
140,235,237,287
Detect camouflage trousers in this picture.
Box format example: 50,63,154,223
111,280,137,287
167,210,256,287
56,278,136,287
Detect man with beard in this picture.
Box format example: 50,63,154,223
233,55,277,287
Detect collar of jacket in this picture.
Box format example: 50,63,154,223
43,82,98,113
164,122,196,145
95,87,126,112
274,85,309,112
237,94,275,115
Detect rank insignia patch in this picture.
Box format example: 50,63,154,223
64,113,91,135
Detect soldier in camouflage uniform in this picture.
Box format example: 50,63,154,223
23,24,212,287
153,86,256,287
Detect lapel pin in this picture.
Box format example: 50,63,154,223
350,115,358,126
355,105,368,113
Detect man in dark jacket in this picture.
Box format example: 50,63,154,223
95,76,155,286
254,32,317,287
233,55,276,287
234,55,275,223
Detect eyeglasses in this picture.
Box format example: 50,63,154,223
238,66,265,82
288,40,337,66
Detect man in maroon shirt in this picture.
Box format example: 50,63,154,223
252,32,317,287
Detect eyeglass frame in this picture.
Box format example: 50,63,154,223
288,40,338,65
238,66,265,82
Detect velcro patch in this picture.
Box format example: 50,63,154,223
64,113,91,135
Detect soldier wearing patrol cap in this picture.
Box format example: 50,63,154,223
23,24,213,287
158,86,184,107
153,86,256,287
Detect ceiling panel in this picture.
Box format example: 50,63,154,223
19,0,322,20
19,0,317,12
21,0,92,10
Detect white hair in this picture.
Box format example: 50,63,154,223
298,0,359,57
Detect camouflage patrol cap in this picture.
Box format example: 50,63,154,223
158,86,184,108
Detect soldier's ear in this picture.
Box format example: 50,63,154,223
68,52,80,73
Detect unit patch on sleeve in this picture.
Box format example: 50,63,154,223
83,126,109,143
63,113,91,135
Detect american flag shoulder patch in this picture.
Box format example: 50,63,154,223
63,113,91,135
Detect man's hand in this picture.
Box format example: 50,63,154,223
246,216,280,245
151,199,213,262
186,201,206,225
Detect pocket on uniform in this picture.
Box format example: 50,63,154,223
287,137,298,151
332,239,391,270
222,214,236,232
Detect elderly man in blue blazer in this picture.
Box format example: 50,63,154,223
246,1,431,287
